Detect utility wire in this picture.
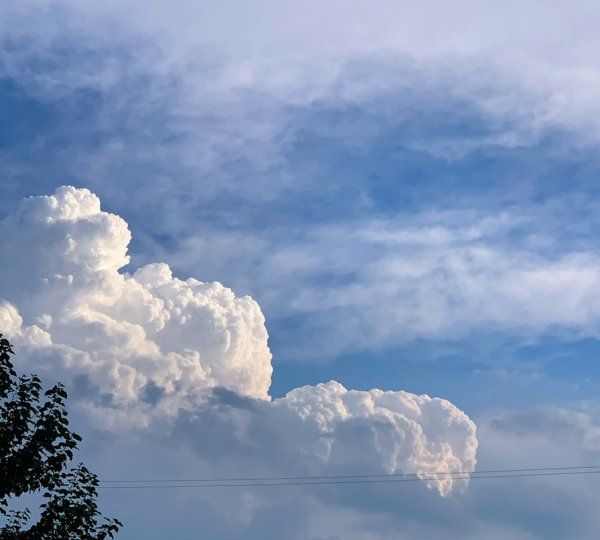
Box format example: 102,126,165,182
100,464,600,484
98,467,600,490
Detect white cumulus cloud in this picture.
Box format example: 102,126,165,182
0,186,273,411
273,381,477,495
0,186,476,495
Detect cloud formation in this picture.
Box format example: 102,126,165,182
0,187,272,412
172,210,600,361
2,1,599,363
0,186,476,495
91,402,600,539
274,381,477,495
1,3,599,538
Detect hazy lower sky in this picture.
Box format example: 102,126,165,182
2,2,600,538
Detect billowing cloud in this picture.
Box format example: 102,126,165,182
0,187,272,413
272,381,477,495
0,186,476,496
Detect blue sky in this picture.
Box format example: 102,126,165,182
2,1,600,539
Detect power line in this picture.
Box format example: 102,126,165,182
99,464,600,484
98,467,600,490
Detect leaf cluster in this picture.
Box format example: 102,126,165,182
0,334,121,539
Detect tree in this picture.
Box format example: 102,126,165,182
0,333,121,539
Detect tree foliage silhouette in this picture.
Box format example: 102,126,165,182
0,334,121,539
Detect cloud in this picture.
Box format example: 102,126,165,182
0,186,273,416
88,402,600,539
2,0,600,224
0,186,476,497
3,2,599,360
6,0,600,145
173,380,476,496
1,4,599,537
275,381,477,495
171,210,600,360
480,405,600,465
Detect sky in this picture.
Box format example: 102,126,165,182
1,1,600,538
